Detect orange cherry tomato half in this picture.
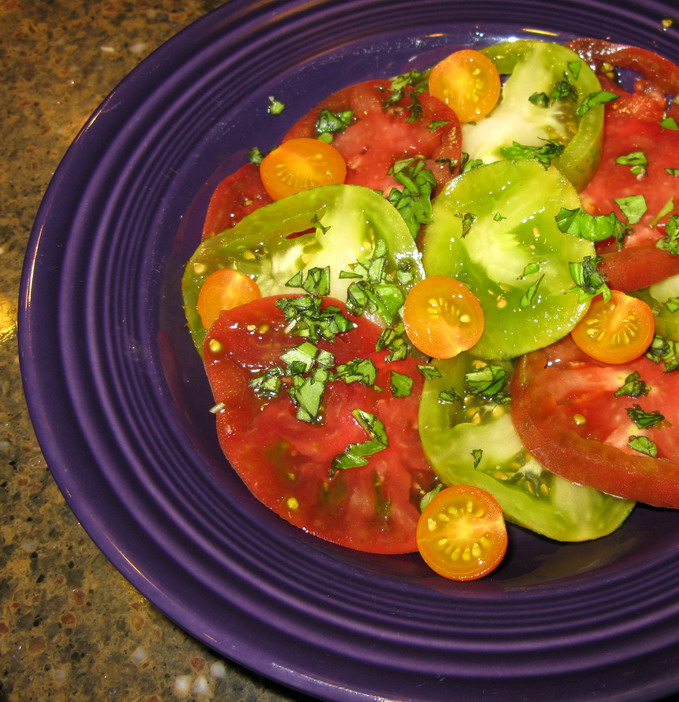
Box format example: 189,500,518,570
570,289,655,364
403,276,484,359
428,49,501,123
197,269,262,329
416,485,508,581
260,137,347,200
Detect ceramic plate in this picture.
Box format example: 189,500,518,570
20,0,679,699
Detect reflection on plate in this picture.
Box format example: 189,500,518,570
19,0,679,700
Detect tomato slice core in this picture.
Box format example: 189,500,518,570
260,138,347,200
428,50,501,123
403,276,484,359
570,290,655,364
416,485,507,581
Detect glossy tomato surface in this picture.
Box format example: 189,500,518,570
203,295,438,554
511,336,679,508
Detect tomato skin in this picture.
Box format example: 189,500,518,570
403,276,484,359
196,269,262,328
511,336,679,509
571,290,655,364
599,246,679,293
203,295,438,554
260,137,347,200
428,49,501,123
416,485,507,581
567,38,679,95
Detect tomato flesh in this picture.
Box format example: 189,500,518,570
203,295,438,554
511,336,679,508
403,276,484,359
416,485,507,580
428,49,501,123
571,290,655,364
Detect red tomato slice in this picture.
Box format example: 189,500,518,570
284,79,462,194
202,163,273,239
203,295,437,554
567,38,679,95
511,335,679,508
577,76,679,290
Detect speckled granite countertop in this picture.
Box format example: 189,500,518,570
0,2,302,700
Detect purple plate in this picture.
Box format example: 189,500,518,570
19,0,679,699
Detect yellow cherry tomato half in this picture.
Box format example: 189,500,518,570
428,49,501,123
260,137,347,200
570,289,655,364
197,268,262,329
403,275,484,359
417,485,508,581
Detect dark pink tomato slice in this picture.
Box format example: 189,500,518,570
511,335,679,508
284,79,462,194
203,295,437,554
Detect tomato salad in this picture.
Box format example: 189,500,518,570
182,37,679,581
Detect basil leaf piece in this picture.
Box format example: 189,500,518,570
628,435,658,457
330,410,388,474
614,371,649,398
556,207,629,244
471,448,483,469
390,371,413,398
614,194,648,225
656,215,679,256
568,255,611,304
500,139,565,168
267,96,286,114
464,365,510,403
626,404,665,429
576,90,619,117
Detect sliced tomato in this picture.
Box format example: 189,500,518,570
403,275,484,359
196,268,262,328
416,485,507,581
284,79,462,194
575,69,679,289
428,49,501,123
259,138,347,200
511,335,679,508
202,163,273,239
567,38,679,95
203,295,437,554
571,290,655,364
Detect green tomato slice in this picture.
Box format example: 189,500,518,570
182,184,424,351
419,353,635,542
422,159,594,359
463,40,605,191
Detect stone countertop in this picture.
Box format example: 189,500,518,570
0,2,304,700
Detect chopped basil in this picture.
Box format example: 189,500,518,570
471,448,483,469
551,78,578,103
387,157,437,237
381,69,428,121
575,90,619,117
567,60,582,79
456,211,477,237
519,274,544,309
614,194,648,225
615,151,648,176
518,261,544,279
288,367,330,423
529,91,550,107
628,435,658,457
500,139,565,168
376,324,409,362
428,119,450,131
248,146,265,165
568,255,611,304
249,367,284,399
460,152,484,173
390,371,413,398
645,334,679,372
315,108,354,136
661,115,679,130
419,484,443,511
626,404,665,429
275,295,355,343
311,213,331,234
267,96,286,115
417,364,442,379
464,365,510,403
281,341,327,373
438,388,462,404
330,410,388,474
285,266,331,296
656,215,679,256
334,357,378,386
614,371,649,398
665,297,679,313
556,207,629,244
666,168,679,177
494,212,506,222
